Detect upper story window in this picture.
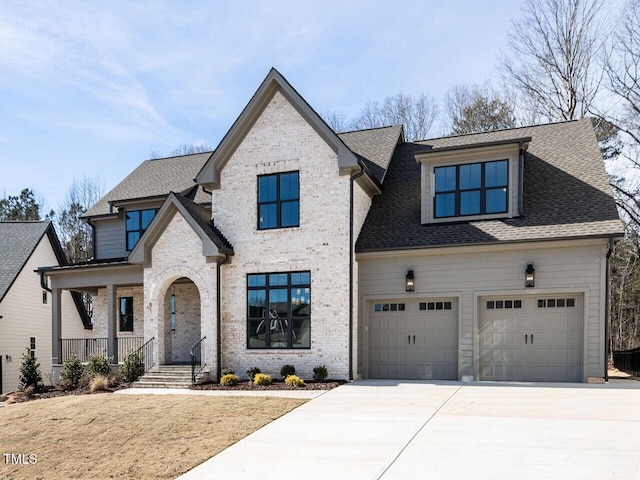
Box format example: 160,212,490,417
434,160,508,218
126,209,158,250
258,171,299,230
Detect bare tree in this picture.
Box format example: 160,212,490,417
55,176,105,264
322,111,349,133
445,84,517,135
500,0,607,122
350,93,439,141
148,143,211,160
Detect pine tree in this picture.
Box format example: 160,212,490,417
18,348,43,391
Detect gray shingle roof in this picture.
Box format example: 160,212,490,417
356,118,624,252
83,152,213,218
338,125,402,182
172,193,234,252
0,221,50,302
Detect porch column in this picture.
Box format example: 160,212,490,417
106,284,119,362
51,288,62,365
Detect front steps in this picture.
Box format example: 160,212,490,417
133,365,208,388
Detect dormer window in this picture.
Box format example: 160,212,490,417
257,171,299,230
434,160,508,218
417,137,529,224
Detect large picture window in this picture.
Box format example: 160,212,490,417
434,160,508,218
247,271,310,349
126,209,158,250
257,171,299,229
119,297,134,332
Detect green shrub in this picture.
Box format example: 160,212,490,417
120,351,145,383
246,367,261,381
87,354,111,377
253,373,272,386
284,375,305,387
221,368,235,376
280,364,296,379
60,354,84,388
313,365,328,382
220,373,239,386
18,348,43,391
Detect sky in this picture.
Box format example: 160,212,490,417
0,0,531,213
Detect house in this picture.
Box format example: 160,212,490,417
40,69,623,384
0,222,91,393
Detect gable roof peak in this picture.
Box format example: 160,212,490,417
195,67,360,189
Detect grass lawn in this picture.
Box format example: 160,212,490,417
0,393,306,479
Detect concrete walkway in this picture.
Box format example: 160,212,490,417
177,379,640,480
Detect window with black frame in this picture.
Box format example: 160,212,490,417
119,297,134,332
125,208,158,250
247,272,310,349
434,159,508,218
257,171,299,229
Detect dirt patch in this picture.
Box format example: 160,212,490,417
2,383,130,404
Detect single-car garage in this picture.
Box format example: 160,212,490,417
368,299,458,380
479,295,583,382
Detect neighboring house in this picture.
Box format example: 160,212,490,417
0,222,91,393
40,69,623,384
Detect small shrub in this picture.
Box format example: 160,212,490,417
253,373,272,386
280,364,296,379
284,375,305,387
90,375,109,392
220,373,239,386
18,348,43,391
87,354,111,377
221,368,235,376
23,385,36,398
313,365,328,382
246,367,261,381
108,373,122,388
120,351,145,383
60,354,84,388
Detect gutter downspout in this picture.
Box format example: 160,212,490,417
40,270,52,293
216,253,230,383
518,141,525,216
349,160,366,381
604,236,614,383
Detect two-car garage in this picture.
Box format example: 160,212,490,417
366,295,584,382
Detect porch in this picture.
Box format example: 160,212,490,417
59,337,145,364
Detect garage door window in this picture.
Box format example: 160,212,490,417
420,301,452,311
374,303,405,312
486,300,522,309
538,298,575,308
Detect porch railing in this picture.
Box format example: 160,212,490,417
60,337,144,364
132,337,155,375
191,336,206,384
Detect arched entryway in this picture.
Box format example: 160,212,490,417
162,277,201,365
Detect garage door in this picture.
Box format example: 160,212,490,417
479,296,583,382
369,300,458,380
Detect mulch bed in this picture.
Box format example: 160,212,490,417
191,380,346,391
1,384,129,404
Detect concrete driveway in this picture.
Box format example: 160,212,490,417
178,380,640,480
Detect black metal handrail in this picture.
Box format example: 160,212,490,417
132,337,155,374
191,336,206,384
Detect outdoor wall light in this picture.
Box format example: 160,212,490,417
525,263,535,288
405,269,415,292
